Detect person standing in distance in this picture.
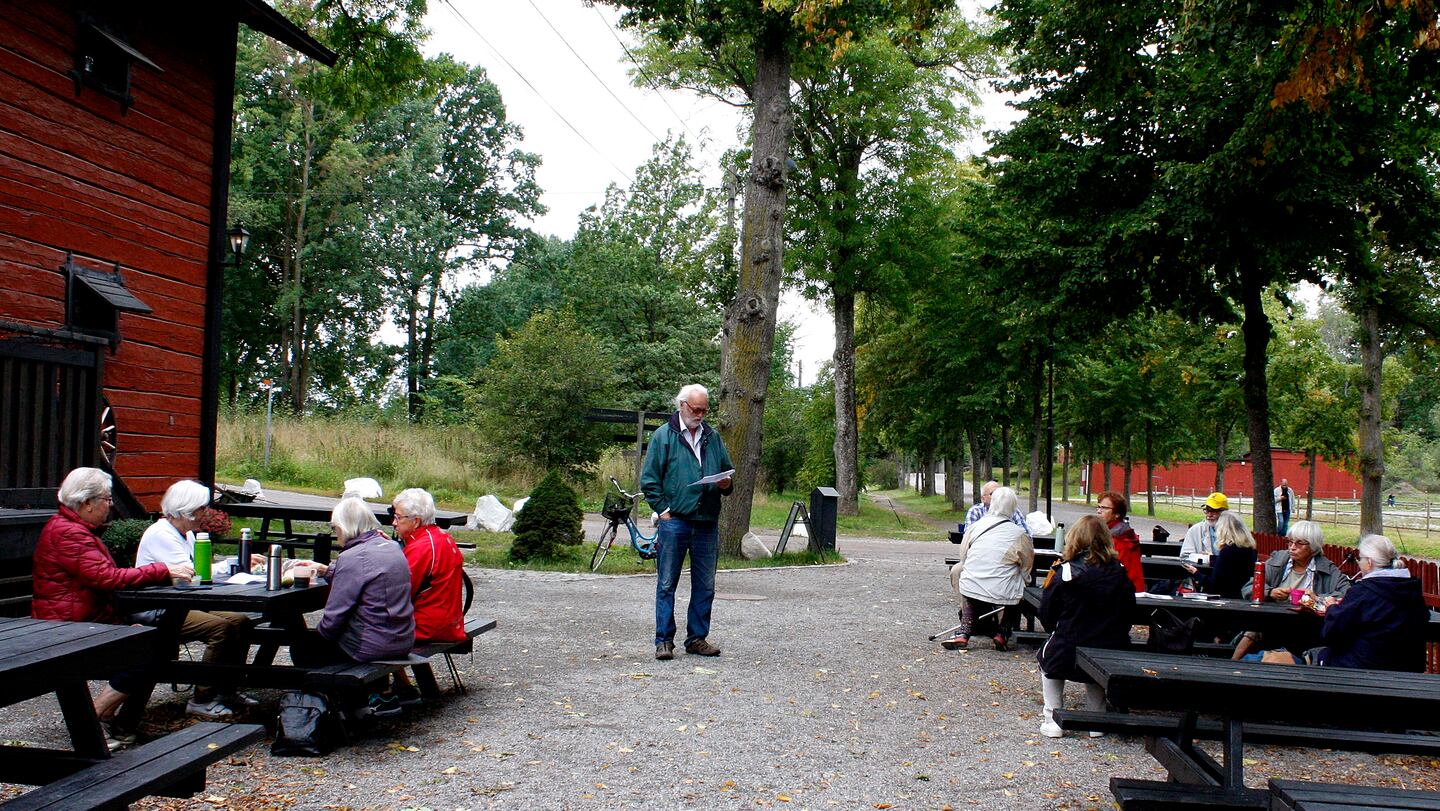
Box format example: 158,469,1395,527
642,384,734,661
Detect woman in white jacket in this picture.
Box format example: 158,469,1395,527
943,487,1035,651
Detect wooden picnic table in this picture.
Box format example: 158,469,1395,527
110,579,332,729
0,618,158,780
1077,647,1440,792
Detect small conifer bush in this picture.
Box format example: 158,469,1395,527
510,470,584,561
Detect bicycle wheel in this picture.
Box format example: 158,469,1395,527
590,522,619,571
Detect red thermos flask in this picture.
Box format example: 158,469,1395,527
1251,558,1266,602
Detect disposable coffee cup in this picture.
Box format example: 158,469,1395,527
1290,589,1305,606
293,575,310,588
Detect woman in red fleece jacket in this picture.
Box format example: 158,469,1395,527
386,488,467,705
32,467,193,746
1096,491,1146,592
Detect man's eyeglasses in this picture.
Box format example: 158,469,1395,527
684,402,708,415
1202,507,1222,514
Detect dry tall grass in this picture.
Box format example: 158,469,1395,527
216,412,632,510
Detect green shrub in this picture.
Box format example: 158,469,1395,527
102,519,151,565
867,458,899,490
509,470,584,561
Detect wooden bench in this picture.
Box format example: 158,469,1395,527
0,722,263,810
1010,631,1235,658
1269,778,1440,810
306,617,497,700
1055,710,1440,756
1109,777,1268,810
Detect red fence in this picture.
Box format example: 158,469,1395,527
1253,532,1440,673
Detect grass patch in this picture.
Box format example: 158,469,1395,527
748,489,954,541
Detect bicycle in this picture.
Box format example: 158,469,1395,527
591,477,658,571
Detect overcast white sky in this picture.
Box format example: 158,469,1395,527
420,0,1020,376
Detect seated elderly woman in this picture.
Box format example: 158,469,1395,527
942,486,1034,652
1232,519,1351,660
1036,515,1136,738
1313,534,1429,672
294,498,414,686
31,467,193,749
134,479,257,720
387,488,467,704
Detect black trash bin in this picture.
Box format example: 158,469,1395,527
1152,525,1172,543
809,487,839,551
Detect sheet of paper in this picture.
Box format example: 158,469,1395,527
688,469,735,487
224,572,265,585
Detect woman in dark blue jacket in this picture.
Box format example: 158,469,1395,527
1182,512,1258,599
1316,535,1429,672
1036,515,1136,738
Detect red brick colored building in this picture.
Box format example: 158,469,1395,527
1086,449,1362,500
0,1,333,565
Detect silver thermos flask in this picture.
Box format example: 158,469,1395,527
266,545,283,591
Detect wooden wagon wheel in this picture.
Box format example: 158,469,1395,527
98,396,117,466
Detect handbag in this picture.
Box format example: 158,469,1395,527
1146,608,1199,654
272,690,348,756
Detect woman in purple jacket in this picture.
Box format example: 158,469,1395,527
295,498,415,668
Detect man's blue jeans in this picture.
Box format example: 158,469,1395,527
654,517,718,647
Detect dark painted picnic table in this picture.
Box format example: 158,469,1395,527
1078,647,1440,791
111,579,331,728
0,618,157,782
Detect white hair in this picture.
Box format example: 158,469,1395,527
161,480,211,520
1358,534,1404,569
393,488,437,526
674,384,709,410
987,486,1018,519
331,496,381,543
58,467,111,510
1287,520,1324,555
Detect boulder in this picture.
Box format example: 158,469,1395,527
1025,511,1054,536
470,494,514,533
740,532,772,560
511,496,530,516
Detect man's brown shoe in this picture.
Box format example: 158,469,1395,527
655,641,675,661
685,638,721,656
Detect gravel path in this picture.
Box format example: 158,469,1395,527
2,532,1431,810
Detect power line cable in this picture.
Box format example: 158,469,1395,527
439,0,633,183
520,0,663,144
590,5,724,164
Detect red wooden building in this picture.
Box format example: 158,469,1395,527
1086,449,1363,500
0,1,333,568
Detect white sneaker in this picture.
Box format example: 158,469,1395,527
1040,719,1064,738
185,698,236,720
222,691,261,707
1089,730,1106,739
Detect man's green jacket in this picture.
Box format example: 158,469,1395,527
641,412,733,521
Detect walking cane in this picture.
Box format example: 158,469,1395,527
928,605,1007,641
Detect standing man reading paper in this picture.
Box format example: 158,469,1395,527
642,384,734,661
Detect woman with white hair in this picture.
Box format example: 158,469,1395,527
32,467,193,748
297,497,414,674
387,488,466,704
1314,535,1429,671
1232,519,1351,660
134,480,257,719
944,486,1035,651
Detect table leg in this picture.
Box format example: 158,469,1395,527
253,611,308,666
1221,717,1244,788
56,681,109,758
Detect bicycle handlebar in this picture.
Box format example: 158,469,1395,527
609,477,640,501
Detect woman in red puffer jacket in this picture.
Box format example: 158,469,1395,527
32,468,192,745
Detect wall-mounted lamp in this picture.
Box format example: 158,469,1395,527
226,223,251,264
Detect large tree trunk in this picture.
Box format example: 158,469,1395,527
717,26,792,556
1144,423,1156,516
1214,425,1228,493
287,106,315,414
1305,448,1317,520
1239,268,1277,533
1000,423,1011,487
1028,355,1044,513
920,454,936,496
1122,439,1133,505
831,290,859,515
1358,301,1384,535
405,285,419,421
945,450,965,511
